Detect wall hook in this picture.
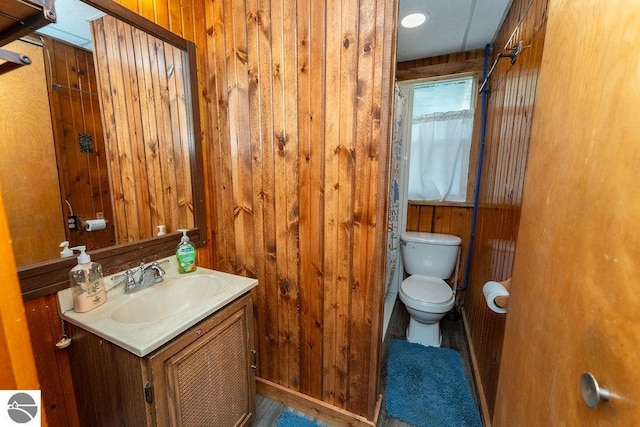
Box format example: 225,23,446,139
479,40,524,94
498,41,522,65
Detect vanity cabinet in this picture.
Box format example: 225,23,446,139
66,293,256,426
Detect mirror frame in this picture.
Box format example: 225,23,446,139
18,0,207,300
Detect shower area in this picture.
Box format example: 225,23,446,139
383,85,407,338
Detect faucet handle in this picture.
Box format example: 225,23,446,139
148,259,169,271
111,269,137,293
111,269,134,281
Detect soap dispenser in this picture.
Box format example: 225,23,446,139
69,246,107,313
59,241,73,258
176,229,197,274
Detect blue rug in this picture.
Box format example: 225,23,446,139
276,409,322,427
385,339,482,427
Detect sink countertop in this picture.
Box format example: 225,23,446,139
57,256,258,357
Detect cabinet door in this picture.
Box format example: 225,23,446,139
150,296,256,426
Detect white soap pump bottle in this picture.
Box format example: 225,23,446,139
69,246,107,313
59,241,73,258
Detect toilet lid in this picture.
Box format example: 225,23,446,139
401,275,453,304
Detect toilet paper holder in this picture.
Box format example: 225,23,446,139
79,217,109,231
493,278,511,309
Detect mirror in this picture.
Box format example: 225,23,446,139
0,0,206,298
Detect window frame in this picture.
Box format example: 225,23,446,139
399,71,482,206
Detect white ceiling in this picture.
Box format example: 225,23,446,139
397,0,514,62
36,0,103,51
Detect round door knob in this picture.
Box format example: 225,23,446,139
580,372,611,409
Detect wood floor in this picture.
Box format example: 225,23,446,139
251,298,479,426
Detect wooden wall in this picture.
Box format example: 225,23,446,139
202,0,396,419
23,0,396,423
0,40,66,267
396,49,485,81
43,36,116,251
23,1,210,426
464,0,549,419
91,14,194,242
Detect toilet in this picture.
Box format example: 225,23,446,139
399,231,461,347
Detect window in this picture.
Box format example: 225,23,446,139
404,75,476,202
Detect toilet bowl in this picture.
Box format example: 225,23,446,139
399,231,461,347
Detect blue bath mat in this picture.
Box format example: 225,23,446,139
276,409,322,427
385,339,482,427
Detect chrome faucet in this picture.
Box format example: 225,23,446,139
111,260,169,294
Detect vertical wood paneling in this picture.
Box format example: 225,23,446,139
25,0,394,422
44,37,117,252
396,49,486,82
283,0,302,392
299,0,327,401
204,0,396,419
464,0,549,418
24,295,80,427
24,2,210,426
322,0,341,406
92,15,194,242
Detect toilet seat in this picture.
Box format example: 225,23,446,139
400,275,454,312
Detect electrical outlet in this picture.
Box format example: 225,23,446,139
68,215,79,231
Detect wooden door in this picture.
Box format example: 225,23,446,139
493,0,640,424
149,295,255,426
0,40,66,266
0,190,43,418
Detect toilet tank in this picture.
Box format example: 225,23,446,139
400,231,461,279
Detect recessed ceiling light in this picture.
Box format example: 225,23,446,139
401,12,428,29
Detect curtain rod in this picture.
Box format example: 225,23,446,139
478,41,522,94
478,0,536,94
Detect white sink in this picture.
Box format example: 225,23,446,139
110,275,224,324
57,257,258,356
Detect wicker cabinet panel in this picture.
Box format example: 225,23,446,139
151,296,255,426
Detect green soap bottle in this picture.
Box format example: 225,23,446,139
176,229,197,273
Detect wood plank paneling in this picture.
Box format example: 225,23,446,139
396,49,486,82
23,1,210,426
464,0,549,419
24,0,395,422
43,36,117,251
24,295,80,427
91,14,194,242
204,0,396,419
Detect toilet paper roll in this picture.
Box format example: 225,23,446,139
85,219,107,231
483,281,509,314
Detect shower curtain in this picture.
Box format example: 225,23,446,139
385,85,407,295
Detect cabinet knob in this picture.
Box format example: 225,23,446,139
250,349,257,370
580,372,611,409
